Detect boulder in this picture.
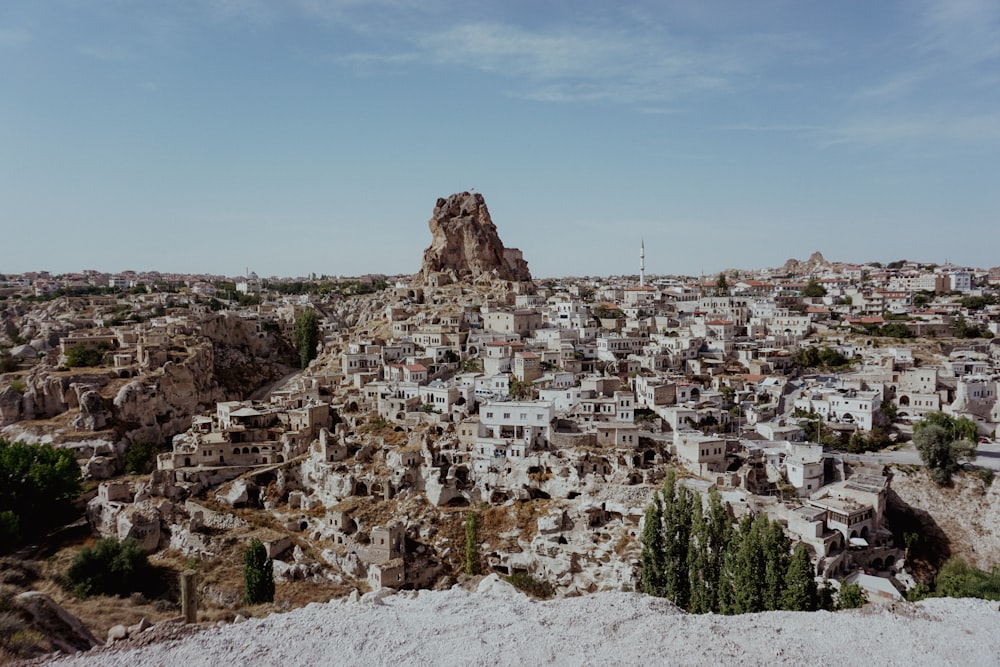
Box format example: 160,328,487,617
217,479,252,507
14,591,103,654
73,389,111,431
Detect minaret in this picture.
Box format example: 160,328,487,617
639,239,646,287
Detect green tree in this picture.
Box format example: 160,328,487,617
65,344,106,367
508,378,533,400
930,558,1000,601
0,510,20,553
686,497,710,613
913,413,978,484
294,309,321,369
782,544,819,611
67,538,151,598
802,279,827,298
837,581,867,609
723,514,764,614
715,272,729,296
243,537,275,605
464,512,480,576
123,440,159,475
641,491,666,596
952,315,987,339
0,439,81,547
761,519,791,611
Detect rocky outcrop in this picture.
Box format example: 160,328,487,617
780,251,829,275
414,192,531,286
14,591,103,654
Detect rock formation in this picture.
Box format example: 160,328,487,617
780,251,829,275
413,192,531,286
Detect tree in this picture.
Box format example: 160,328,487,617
243,537,275,604
0,439,81,548
65,344,106,367
913,412,978,484
294,309,320,369
508,378,533,400
123,440,159,475
464,512,480,576
761,519,791,611
782,544,819,611
715,272,729,296
837,581,867,609
67,538,151,598
641,490,666,596
802,279,827,298
930,558,1000,601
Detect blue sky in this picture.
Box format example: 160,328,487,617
2,1,998,279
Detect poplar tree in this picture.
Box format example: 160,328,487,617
782,544,819,611
702,487,731,612
724,514,768,614
686,497,710,613
294,308,320,369
243,537,275,605
666,484,693,610
762,519,791,611
641,491,666,596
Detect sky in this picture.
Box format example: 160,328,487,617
1,1,999,279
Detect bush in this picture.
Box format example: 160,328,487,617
506,573,555,599
837,581,867,609
123,441,159,475
64,344,106,368
67,538,151,598
0,439,81,548
931,558,1000,601
0,512,19,554
243,538,274,605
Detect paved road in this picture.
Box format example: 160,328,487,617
838,441,1000,472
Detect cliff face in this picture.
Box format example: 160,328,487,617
414,192,531,285
1,313,294,449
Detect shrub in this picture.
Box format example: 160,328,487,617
64,345,106,368
0,439,81,548
0,512,19,555
67,538,151,598
123,441,159,475
931,558,1000,601
506,573,555,599
243,538,274,605
837,581,867,609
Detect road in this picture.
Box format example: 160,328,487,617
837,441,1000,472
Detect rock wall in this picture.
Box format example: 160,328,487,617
889,467,1000,571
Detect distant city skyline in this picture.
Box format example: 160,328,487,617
2,1,999,278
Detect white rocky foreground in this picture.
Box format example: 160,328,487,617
49,577,1000,667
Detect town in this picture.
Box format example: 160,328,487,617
2,192,999,649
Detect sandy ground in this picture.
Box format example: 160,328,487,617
43,577,1000,667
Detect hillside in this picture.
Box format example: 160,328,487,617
40,578,1000,667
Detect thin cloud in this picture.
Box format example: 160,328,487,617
410,21,804,104
78,45,135,62
0,27,32,47
825,113,1000,146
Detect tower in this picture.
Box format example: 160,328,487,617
639,239,645,287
